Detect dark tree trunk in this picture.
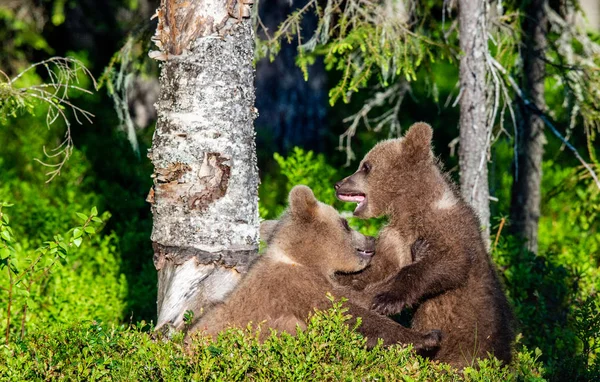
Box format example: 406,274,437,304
255,0,328,156
510,0,548,253
458,0,491,239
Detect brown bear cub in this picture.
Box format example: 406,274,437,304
335,123,515,368
187,185,441,351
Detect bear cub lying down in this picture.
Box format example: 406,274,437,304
187,185,441,351
335,123,515,367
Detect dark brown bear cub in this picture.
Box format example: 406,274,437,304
187,185,441,351
335,123,515,368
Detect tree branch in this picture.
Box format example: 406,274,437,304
490,57,600,190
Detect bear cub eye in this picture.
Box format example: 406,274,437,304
340,219,351,232
361,162,371,174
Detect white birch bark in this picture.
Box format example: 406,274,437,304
148,0,258,334
458,0,491,239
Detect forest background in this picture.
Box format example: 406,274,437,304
0,0,599,380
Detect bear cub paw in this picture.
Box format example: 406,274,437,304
372,294,403,315
414,329,443,352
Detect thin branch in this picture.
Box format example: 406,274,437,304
339,81,410,165
490,57,600,190
1,58,96,182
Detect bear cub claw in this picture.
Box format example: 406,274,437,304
372,293,405,315
414,329,443,351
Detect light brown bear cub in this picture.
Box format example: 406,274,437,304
335,123,515,368
187,185,441,351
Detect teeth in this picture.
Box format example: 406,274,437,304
338,194,365,202
355,200,365,212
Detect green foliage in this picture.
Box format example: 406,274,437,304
571,296,600,376
0,205,105,344
0,104,151,330
257,0,447,106
0,300,545,381
275,147,338,204
259,147,338,220
492,162,600,381
0,4,52,74
259,147,385,236
0,56,96,181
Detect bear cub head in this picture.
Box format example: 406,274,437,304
261,185,375,276
335,122,441,218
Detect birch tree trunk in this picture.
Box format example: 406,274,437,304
147,0,259,334
510,0,548,253
458,0,491,239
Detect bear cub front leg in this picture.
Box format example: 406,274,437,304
369,238,433,315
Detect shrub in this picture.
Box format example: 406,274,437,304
492,164,600,381
0,300,545,381
0,203,127,343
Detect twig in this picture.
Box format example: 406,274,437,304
3,57,96,182
493,217,506,250
339,82,410,165
490,57,600,190
5,265,13,344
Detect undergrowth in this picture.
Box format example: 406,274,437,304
0,300,545,381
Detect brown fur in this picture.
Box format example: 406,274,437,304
187,185,441,351
334,122,515,368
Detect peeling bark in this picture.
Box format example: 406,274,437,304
510,0,548,253
458,0,491,239
149,0,258,333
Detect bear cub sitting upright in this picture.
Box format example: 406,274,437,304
335,122,515,367
187,185,442,351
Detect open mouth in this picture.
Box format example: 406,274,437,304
337,192,367,214
356,249,375,260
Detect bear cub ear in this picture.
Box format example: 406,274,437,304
289,185,318,220
403,122,433,161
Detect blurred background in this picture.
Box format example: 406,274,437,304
0,0,599,379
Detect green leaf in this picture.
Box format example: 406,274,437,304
76,212,88,222
92,217,103,223
2,214,8,224
73,237,83,248
73,228,82,239
57,248,67,259
91,206,98,217
84,226,95,234
1,230,11,242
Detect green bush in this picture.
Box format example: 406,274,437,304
492,163,600,381
0,202,127,343
0,111,147,333
0,300,545,381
